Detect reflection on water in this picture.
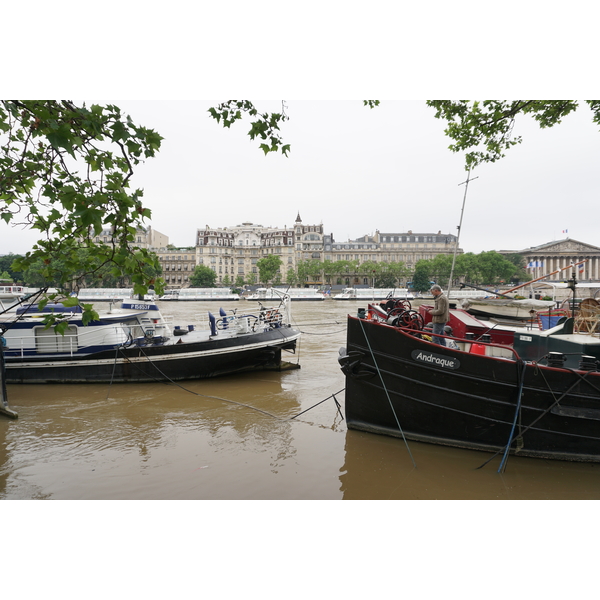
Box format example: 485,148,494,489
1,300,600,500
339,429,600,500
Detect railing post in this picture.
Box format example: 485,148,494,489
0,338,18,419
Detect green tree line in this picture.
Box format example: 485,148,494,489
182,251,529,290
410,251,529,292
2,245,529,292
0,250,161,290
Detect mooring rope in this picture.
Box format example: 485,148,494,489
297,328,347,335
290,389,344,420
477,366,596,470
0,287,48,331
290,317,346,335
105,344,341,425
498,359,527,473
358,318,417,468
104,344,121,400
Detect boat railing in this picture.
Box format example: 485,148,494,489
386,321,522,361
359,306,520,361
7,319,175,358
138,314,173,330
204,302,291,334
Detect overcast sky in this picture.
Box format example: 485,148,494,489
3,3,599,261
2,98,599,258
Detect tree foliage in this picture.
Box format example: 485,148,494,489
21,248,162,289
426,100,600,169
0,101,164,309
208,100,380,157
208,100,600,170
414,250,518,288
257,254,283,285
0,253,24,282
189,264,217,287
288,258,410,288
208,101,291,156
411,263,433,293
501,253,531,283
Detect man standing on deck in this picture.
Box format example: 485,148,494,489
430,285,449,346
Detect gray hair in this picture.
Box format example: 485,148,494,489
430,284,442,292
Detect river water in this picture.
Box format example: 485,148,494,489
2,299,600,501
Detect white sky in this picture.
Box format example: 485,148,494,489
2,98,599,257
3,2,599,262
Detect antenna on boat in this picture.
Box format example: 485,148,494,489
567,266,578,317
447,170,478,298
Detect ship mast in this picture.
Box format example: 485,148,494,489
447,170,478,298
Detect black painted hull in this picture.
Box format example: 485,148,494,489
5,327,300,384
341,316,600,462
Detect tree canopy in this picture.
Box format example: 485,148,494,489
189,264,217,287
426,100,600,169
413,250,521,289
257,254,283,285
208,100,600,170
208,101,291,156
20,248,162,289
0,253,23,283
0,101,164,302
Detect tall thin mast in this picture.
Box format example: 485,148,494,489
447,171,478,298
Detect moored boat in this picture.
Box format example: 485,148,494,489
338,294,600,463
461,297,556,320
333,287,413,301
159,288,240,301
76,288,130,302
0,285,25,301
245,287,325,301
0,297,300,384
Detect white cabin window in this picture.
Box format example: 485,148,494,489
35,326,78,354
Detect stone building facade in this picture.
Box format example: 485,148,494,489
295,213,324,262
91,225,168,249
511,238,600,282
324,230,458,268
194,221,296,286
149,214,462,289
153,230,600,289
156,247,196,287
373,230,458,270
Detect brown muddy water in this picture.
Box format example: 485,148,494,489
2,300,600,501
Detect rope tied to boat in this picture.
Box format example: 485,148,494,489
498,359,527,473
290,389,344,420
477,366,596,471
358,317,417,468
0,287,48,332
290,317,346,335
106,344,342,426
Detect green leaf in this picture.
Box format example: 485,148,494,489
54,321,69,336
82,307,100,326
60,296,80,307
